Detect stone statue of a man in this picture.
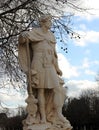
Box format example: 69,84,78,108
18,14,72,130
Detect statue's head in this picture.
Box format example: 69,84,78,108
39,14,52,29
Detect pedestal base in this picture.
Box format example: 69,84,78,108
23,122,72,130
23,123,51,130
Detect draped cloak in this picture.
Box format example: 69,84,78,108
18,28,66,123
18,28,60,89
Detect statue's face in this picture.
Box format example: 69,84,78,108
42,19,52,29
46,20,52,29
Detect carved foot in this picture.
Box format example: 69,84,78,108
56,111,68,123
40,119,46,124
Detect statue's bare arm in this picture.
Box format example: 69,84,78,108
53,44,62,76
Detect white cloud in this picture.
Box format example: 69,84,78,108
66,79,98,97
58,53,80,79
74,0,99,20
85,0,99,10
85,31,99,43
84,0,99,16
76,57,99,78
58,53,98,80
0,90,27,108
79,24,87,31
85,69,96,76
81,58,99,69
84,49,91,55
74,30,99,46
82,58,90,68
41,0,99,20
93,60,99,65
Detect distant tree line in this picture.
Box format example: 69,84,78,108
63,89,99,130
0,113,24,130
0,107,26,130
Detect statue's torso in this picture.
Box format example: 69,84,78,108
31,40,54,69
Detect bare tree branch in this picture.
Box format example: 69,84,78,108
0,0,88,89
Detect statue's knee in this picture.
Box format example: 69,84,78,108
38,89,44,96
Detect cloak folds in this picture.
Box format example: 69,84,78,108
18,28,56,73
18,28,60,89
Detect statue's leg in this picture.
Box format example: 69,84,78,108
38,88,46,123
54,87,66,122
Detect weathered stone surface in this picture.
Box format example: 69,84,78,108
18,14,72,130
23,122,72,130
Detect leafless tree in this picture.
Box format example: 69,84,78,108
0,0,88,89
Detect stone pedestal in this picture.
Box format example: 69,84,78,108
23,123,51,130
22,93,73,130
23,122,72,130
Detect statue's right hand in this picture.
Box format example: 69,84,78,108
19,35,29,44
19,31,29,44
18,35,26,44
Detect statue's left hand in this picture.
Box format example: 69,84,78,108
57,69,62,76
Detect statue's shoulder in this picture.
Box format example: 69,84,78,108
48,31,56,43
31,27,41,33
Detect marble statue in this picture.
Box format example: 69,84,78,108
18,14,72,130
